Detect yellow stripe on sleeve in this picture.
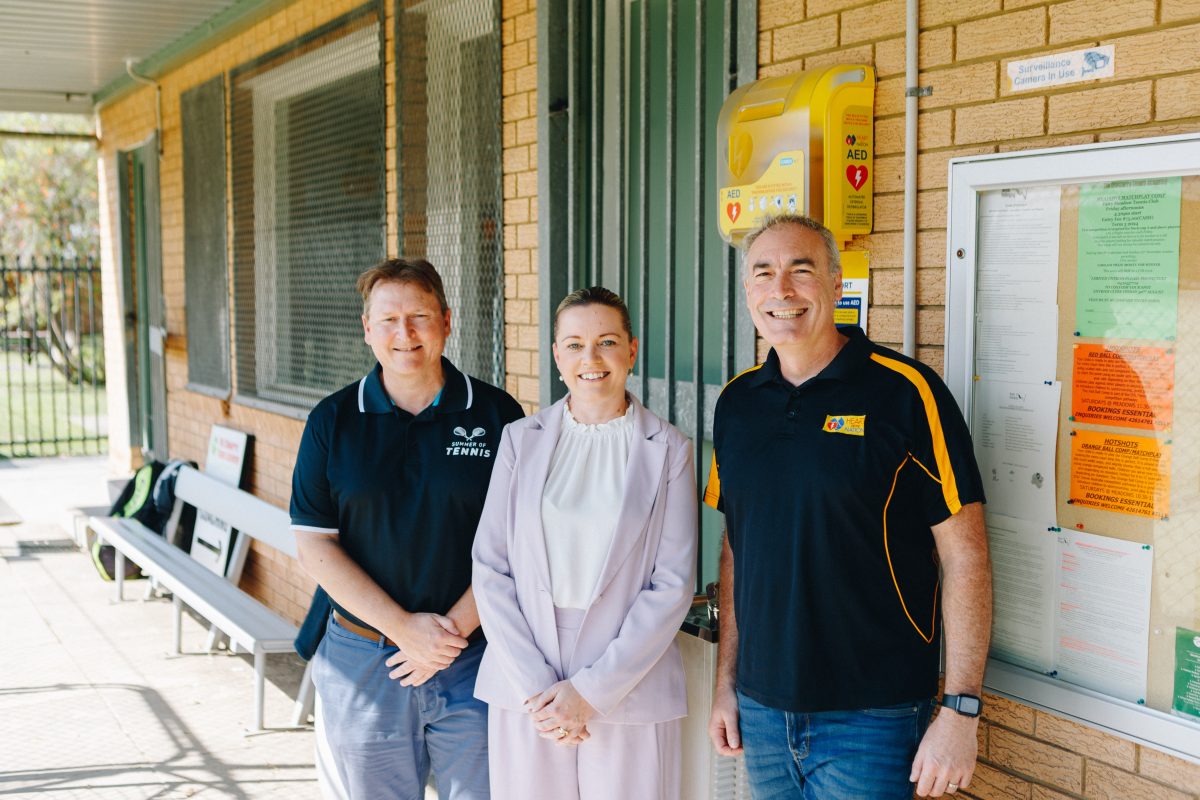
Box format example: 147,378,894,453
703,363,763,511
704,450,721,509
869,353,962,516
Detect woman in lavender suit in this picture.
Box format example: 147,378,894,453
472,286,697,800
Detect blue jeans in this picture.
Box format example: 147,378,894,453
313,614,490,799
737,690,933,800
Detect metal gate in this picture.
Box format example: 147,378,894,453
538,0,757,587
0,256,106,457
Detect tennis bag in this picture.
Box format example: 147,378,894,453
89,460,194,581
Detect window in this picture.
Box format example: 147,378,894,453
396,0,504,385
182,75,230,397
231,5,385,414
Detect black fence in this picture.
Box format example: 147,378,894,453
0,256,106,457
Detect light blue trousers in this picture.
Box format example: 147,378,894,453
313,614,490,800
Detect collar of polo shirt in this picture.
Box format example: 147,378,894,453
749,325,873,389
357,357,475,415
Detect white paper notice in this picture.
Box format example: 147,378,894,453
1053,530,1153,703
191,425,249,576
972,380,1061,523
976,308,1059,383
987,514,1056,672
977,187,1061,313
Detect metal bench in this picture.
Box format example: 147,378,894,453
89,464,313,731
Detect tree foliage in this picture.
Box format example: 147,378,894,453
0,112,98,258
1,113,102,384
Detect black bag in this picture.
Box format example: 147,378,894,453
89,459,196,581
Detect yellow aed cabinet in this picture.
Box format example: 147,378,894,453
716,65,875,246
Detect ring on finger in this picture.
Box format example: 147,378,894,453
947,783,959,793
556,727,569,739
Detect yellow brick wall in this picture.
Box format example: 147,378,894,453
97,0,386,624
500,0,540,413
760,1,1200,795
761,0,1200,378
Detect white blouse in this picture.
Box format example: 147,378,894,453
540,400,634,609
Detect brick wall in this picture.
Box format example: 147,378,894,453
758,0,1200,795
760,0,1200,378
97,0,384,624
500,0,540,414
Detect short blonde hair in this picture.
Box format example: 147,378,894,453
356,259,449,315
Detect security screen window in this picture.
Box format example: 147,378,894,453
231,7,384,413
396,0,504,385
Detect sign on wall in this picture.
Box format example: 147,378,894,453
1007,45,1115,92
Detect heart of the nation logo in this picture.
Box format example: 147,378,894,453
726,202,741,222
845,134,856,145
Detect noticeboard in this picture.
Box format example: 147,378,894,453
946,135,1200,760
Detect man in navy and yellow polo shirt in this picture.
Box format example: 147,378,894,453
705,215,991,800
291,259,523,800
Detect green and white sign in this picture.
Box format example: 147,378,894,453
1174,627,1200,719
1076,177,1181,341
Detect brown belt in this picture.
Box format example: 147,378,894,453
332,610,395,646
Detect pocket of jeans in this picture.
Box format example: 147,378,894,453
861,701,922,718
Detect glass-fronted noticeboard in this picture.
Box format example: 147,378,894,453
945,135,1200,761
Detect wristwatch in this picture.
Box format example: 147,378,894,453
941,693,983,717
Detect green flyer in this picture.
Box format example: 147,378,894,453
1174,627,1200,719
1076,177,1181,340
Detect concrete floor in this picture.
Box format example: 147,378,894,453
0,456,319,799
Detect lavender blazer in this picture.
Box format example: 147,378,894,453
472,395,697,724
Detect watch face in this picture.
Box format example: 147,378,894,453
959,696,981,715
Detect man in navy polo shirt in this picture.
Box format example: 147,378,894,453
292,258,523,800
705,215,991,799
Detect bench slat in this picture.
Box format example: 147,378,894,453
91,516,297,653
174,467,296,558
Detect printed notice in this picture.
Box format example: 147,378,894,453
1054,529,1152,704
1071,344,1175,431
835,251,869,332
1007,46,1115,92
1174,628,1200,719
987,514,1056,673
973,380,1060,523
190,425,250,576
976,308,1058,383
977,187,1061,313
1069,429,1170,519
1076,178,1181,340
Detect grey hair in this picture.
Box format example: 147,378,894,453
740,214,841,278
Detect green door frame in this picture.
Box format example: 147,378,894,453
118,135,169,461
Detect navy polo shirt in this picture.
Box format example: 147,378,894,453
290,357,524,629
704,326,984,712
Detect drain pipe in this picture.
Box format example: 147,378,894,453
902,0,921,357
124,57,162,157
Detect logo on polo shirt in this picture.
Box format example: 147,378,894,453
446,426,492,457
823,414,866,436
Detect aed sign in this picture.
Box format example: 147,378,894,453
716,65,875,246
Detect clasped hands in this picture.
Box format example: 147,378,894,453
524,680,596,746
384,612,468,687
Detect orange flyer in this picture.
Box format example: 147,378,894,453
1071,344,1174,431
1069,429,1170,519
